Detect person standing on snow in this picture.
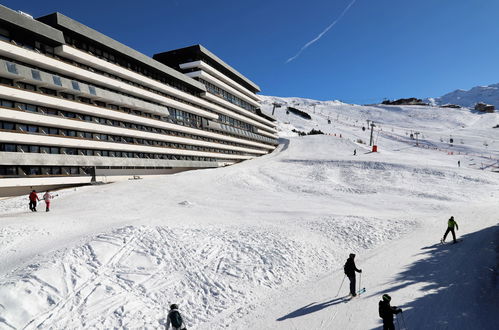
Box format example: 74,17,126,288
166,304,187,330
378,294,402,330
441,216,459,244
344,253,362,296
28,190,40,212
43,190,53,212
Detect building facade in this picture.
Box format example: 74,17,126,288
0,6,277,196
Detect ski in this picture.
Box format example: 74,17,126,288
357,287,366,295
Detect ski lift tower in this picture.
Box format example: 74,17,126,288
369,122,376,146
272,102,282,115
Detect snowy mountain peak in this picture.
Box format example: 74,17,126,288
429,83,499,109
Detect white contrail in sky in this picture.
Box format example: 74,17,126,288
286,0,357,63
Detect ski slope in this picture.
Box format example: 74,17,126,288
0,97,498,329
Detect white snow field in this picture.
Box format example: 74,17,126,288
0,96,498,329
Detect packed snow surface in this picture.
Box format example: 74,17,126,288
0,96,498,329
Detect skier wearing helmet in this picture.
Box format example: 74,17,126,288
343,253,362,296
378,294,402,330
166,304,187,330
441,216,459,244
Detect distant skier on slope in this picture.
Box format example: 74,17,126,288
378,294,402,330
344,253,362,296
28,190,40,212
441,216,459,244
166,304,187,330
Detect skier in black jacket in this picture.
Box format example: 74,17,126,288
378,294,402,330
344,253,362,296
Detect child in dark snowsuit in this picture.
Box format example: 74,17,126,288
344,253,362,296
379,294,402,330
166,304,187,330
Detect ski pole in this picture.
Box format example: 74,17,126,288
359,272,362,295
401,311,408,330
335,275,346,297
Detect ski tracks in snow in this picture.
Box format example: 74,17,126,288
0,224,336,329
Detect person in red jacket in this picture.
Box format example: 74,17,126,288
28,190,40,212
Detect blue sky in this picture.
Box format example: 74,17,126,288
4,0,499,103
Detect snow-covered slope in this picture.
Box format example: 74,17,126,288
427,83,499,109
0,96,498,329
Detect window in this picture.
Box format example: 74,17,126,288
60,92,75,100
41,167,51,175
27,125,38,133
29,145,39,153
0,166,17,176
0,77,13,86
6,62,18,74
40,146,50,154
50,147,59,154
17,82,36,91
18,103,37,112
71,81,80,91
0,27,10,41
88,86,96,95
1,122,14,130
31,70,42,81
78,97,91,104
52,167,61,175
2,144,16,152
17,124,27,132
39,87,57,95
53,76,62,86
0,99,13,108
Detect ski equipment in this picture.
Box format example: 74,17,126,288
335,275,346,297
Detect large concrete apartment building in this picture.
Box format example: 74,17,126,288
0,5,277,196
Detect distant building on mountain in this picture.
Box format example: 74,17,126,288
474,102,495,113
381,98,428,106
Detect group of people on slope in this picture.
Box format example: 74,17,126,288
344,253,403,330
343,216,460,329
28,190,56,212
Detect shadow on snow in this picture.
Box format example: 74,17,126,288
368,225,498,330
276,296,349,321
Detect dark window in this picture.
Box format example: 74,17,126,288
27,125,38,133
39,87,57,95
70,167,79,174
52,167,61,175
71,81,80,91
88,86,96,95
0,99,13,108
1,122,14,130
29,145,39,153
0,77,13,86
17,124,27,132
60,92,75,100
78,97,91,104
31,70,42,81
2,144,16,152
17,82,36,91
53,75,62,86
1,166,17,175
6,62,18,74
40,146,50,154
50,147,59,154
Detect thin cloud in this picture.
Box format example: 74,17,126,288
286,0,357,63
